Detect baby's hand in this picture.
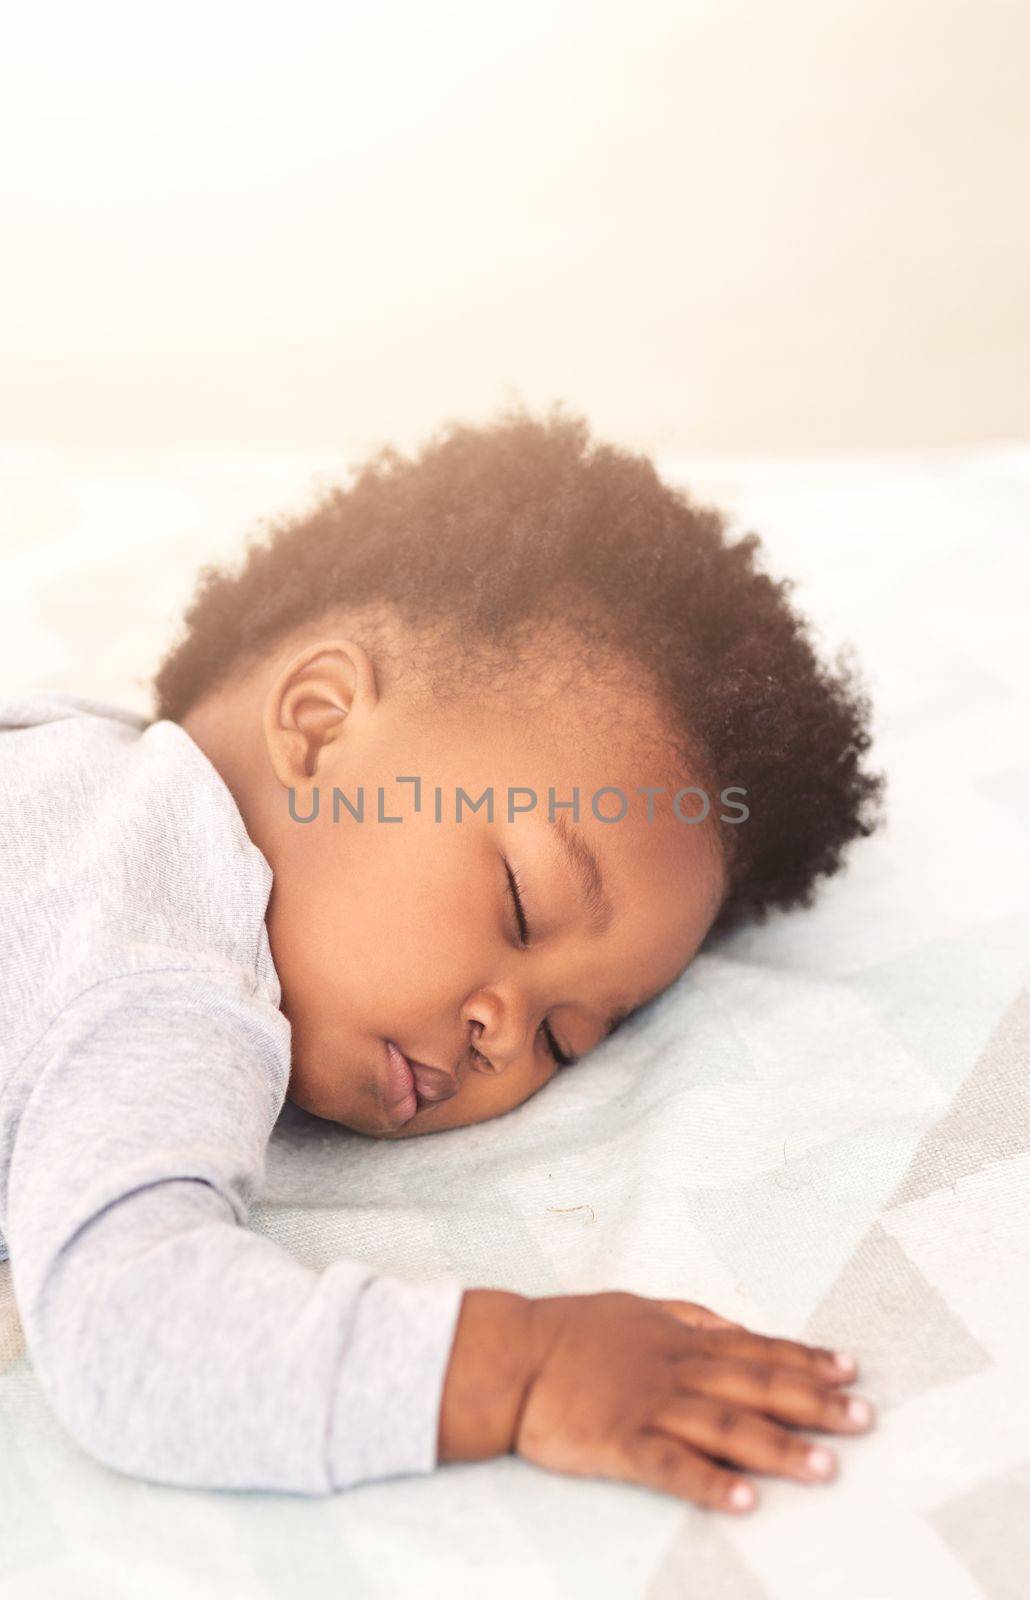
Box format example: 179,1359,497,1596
512,1291,875,1512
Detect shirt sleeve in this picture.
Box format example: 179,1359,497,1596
3,967,466,1494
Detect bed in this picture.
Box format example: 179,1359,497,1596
2,441,1028,1598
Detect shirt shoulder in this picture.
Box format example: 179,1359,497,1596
0,688,152,734
0,687,282,1064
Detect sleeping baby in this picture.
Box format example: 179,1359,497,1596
0,404,884,1513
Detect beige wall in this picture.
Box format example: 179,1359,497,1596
2,0,1027,459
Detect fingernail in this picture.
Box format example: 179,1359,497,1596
846,1396,874,1428
804,1446,836,1479
831,1350,857,1376
728,1481,755,1510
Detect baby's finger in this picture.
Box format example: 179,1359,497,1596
680,1324,860,1386
658,1298,746,1331
624,1429,758,1514
671,1352,876,1435
652,1393,839,1485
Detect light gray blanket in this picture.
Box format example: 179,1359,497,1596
2,442,1028,1598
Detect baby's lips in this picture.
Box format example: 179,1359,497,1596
408,1060,459,1103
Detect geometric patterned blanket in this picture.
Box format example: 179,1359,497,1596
2,442,1027,1597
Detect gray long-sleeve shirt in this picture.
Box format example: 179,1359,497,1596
0,690,465,1492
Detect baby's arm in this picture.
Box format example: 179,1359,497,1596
5,964,875,1507
4,967,464,1492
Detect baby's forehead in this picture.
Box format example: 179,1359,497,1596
445,670,679,770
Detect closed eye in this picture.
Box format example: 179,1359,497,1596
503,857,578,1068
504,858,531,946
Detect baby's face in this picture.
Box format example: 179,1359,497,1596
245,636,725,1138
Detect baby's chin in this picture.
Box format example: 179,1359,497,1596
283,1084,442,1139
341,1112,460,1140
344,1098,483,1140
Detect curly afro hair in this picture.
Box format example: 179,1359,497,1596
151,401,885,938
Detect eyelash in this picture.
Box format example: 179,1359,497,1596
503,858,577,1068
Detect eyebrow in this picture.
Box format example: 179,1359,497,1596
548,814,635,1040
543,814,667,1040
547,811,614,938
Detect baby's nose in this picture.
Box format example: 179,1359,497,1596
409,1062,458,1102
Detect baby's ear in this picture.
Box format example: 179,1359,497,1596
263,638,378,785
